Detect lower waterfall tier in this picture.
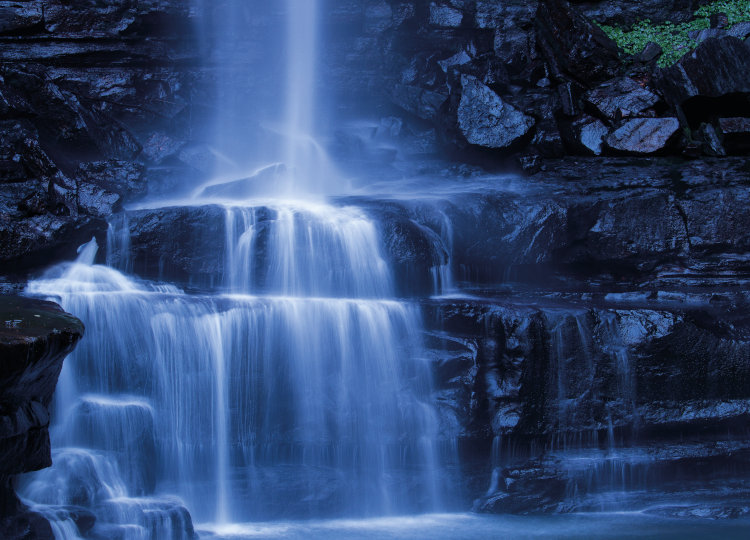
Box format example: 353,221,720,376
21,253,456,530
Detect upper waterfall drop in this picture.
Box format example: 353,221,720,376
198,0,340,198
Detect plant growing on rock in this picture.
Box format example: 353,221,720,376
598,0,750,67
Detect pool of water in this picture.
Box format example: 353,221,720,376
197,512,750,539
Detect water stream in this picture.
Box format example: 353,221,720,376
16,1,750,538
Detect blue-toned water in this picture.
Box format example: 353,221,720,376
16,1,749,538
195,513,750,540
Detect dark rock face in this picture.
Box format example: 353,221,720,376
359,158,750,290
108,205,229,288
423,292,750,515
0,296,83,538
0,0,198,272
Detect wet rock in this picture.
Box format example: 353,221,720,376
518,152,543,174
565,115,609,155
94,497,196,540
476,463,567,514
0,4,43,35
457,74,534,148
535,0,621,85
584,78,660,120
636,41,663,63
0,296,83,538
141,131,184,164
605,118,680,154
0,507,54,540
636,321,750,402
655,37,750,107
698,123,727,156
689,28,726,43
678,185,750,255
492,27,535,75
112,205,230,287
69,398,157,496
475,1,535,30
368,207,451,297
75,160,147,201
429,3,463,27
728,22,750,40
77,182,120,217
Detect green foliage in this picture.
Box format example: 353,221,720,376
694,0,750,24
598,0,750,67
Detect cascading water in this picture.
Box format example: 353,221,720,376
19,2,455,536
23,201,451,534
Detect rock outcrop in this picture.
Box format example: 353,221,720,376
0,296,84,539
423,292,750,516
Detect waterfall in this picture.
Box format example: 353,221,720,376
198,0,337,195
22,204,450,534
19,1,455,536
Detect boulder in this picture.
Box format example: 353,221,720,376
728,21,750,40
605,118,680,154
636,41,663,63
535,0,621,85
76,182,120,218
656,37,750,106
585,77,660,120
566,115,609,155
457,74,535,148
